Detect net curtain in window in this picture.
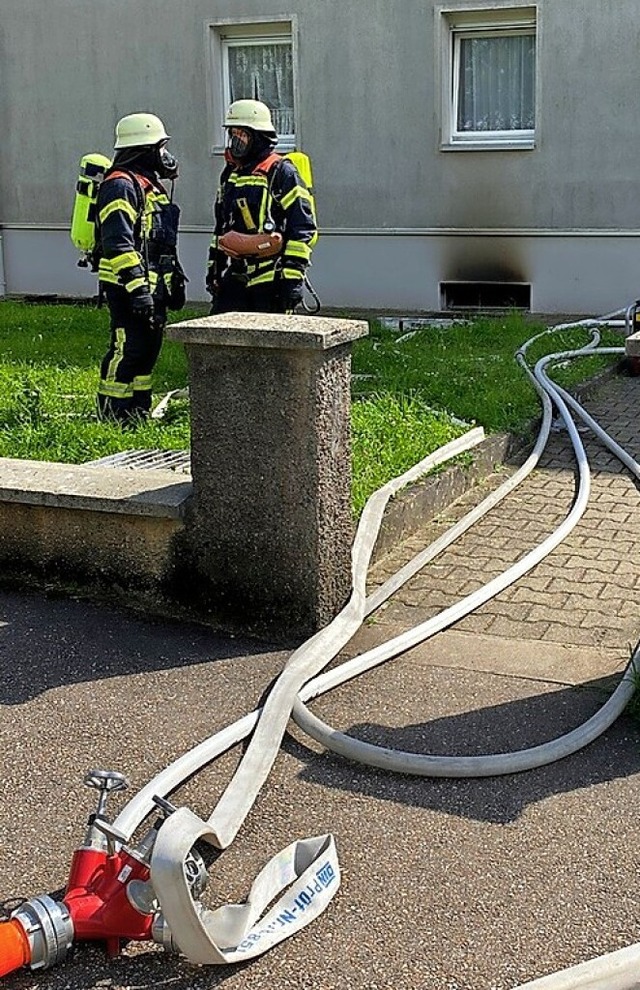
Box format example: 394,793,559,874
228,42,294,135
457,33,535,132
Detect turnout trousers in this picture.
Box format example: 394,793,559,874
97,284,166,424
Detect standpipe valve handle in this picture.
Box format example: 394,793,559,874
151,794,178,819
83,768,129,819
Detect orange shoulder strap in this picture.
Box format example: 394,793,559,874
105,170,154,191
252,153,282,176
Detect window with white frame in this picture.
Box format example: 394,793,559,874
441,7,537,148
212,21,296,153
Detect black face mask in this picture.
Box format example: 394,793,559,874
229,131,253,160
156,146,179,179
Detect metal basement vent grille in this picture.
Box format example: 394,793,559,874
85,449,191,473
440,281,531,311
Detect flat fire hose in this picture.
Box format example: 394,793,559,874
144,429,487,963
124,331,639,968
152,819,338,962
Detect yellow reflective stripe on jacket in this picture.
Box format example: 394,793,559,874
228,174,269,189
125,276,147,294
98,259,147,288
99,198,138,224
282,267,304,281
97,265,119,285
111,250,141,273
284,239,312,261
100,268,157,293
129,270,159,292
247,269,277,287
280,185,313,211
245,257,277,276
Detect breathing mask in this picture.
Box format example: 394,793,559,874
156,144,179,180
227,128,253,161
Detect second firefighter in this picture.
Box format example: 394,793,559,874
206,100,317,315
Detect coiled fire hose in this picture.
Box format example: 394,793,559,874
1,311,638,988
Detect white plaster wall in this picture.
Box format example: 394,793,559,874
4,227,640,316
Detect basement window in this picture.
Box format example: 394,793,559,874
440,281,531,310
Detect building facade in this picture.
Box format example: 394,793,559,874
1,0,638,315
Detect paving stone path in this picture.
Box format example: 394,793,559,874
369,374,640,658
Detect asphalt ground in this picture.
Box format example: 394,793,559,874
1,372,640,989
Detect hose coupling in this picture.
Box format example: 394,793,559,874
152,897,207,955
11,895,74,970
151,911,179,953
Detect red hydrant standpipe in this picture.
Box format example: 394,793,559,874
0,772,199,978
63,843,155,956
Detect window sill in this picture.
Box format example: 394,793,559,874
441,139,536,152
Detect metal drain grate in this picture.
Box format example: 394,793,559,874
85,449,191,473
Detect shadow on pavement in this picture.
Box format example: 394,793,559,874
2,940,240,990
0,589,264,704
292,674,640,824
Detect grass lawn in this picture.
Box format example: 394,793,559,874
0,300,622,514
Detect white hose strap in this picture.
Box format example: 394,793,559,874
292,654,638,777
208,428,486,852
513,941,640,989
151,809,339,965
292,342,640,777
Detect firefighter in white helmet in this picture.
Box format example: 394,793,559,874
96,112,186,424
206,99,317,314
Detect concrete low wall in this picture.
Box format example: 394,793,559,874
371,433,515,562
0,436,514,631
0,458,192,604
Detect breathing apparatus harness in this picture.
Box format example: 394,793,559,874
71,146,185,306
263,156,321,315
93,167,150,310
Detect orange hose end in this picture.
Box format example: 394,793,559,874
0,918,31,976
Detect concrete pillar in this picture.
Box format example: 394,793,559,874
167,312,369,638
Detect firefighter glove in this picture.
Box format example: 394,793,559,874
279,278,304,313
167,271,186,311
131,294,155,324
